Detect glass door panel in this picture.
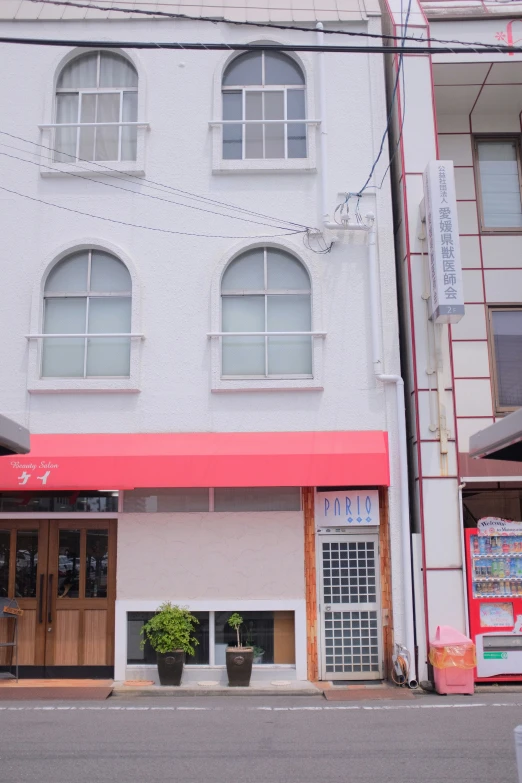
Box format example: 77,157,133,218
86,529,108,598
15,530,39,598
58,529,81,598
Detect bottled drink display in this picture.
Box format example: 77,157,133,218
470,535,522,598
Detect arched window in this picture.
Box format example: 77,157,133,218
221,247,312,377
222,51,306,160
55,51,138,163
42,250,132,378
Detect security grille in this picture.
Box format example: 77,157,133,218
318,534,382,680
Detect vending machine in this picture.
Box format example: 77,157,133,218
466,517,522,682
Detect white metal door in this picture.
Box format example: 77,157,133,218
318,533,383,680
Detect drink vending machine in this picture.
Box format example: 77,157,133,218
466,517,522,682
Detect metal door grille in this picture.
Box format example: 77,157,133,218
322,540,377,605
318,534,382,679
324,610,380,674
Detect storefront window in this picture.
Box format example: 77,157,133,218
0,491,118,513
123,488,209,513
127,611,210,665
214,487,300,512
122,487,301,512
126,610,295,666
214,611,295,665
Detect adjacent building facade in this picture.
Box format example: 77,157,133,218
382,0,522,681
0,0,412,684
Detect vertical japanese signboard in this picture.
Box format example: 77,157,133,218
423,160,464,324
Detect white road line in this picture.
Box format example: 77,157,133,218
0,702,521,712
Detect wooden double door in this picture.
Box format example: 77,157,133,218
0,520,116,676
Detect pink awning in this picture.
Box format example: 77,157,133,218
0,431,390,490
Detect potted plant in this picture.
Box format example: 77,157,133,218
226,612,254,687
140,602,199,686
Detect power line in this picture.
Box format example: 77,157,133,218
0,129,310,231
0,183,306,238
2,35,521,54
20,0,522,53
0,146,307,232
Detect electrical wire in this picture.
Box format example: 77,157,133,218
0,183,307,238
2,34,522,54
0,142,335,253
0,129,311,231
357,0,412,195
0,145,307,232
331,0,412,225
19,0,522,54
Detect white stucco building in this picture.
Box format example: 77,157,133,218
0,0,411,685
381,0,522,683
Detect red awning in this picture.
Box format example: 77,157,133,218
0,431,389,491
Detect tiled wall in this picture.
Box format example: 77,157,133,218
438,123,522,461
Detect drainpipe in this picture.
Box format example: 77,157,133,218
367,215,418,688
323,211,418,685
316,22,329,224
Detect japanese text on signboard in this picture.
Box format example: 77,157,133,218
423,161,464,324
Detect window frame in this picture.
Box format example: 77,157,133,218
54,51,139,165
473,135,522,234
27,241,142,394
209,241,324,392
42,249,133,380
221,51,307,162
39,48,147,178
211,47,317,174
487,305,522,415
220,247,313,380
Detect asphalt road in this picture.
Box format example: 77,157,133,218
0,693,521,782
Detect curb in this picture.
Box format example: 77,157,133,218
111,687,324,698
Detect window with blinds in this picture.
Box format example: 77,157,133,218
475,139,522,230
489,308,522,412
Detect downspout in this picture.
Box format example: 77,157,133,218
316,22,329,224
367,215,418,688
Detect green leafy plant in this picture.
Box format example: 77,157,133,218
227,612,244,648
140,602,199,655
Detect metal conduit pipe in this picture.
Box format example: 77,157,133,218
316,22,329,224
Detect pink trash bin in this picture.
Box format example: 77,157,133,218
429,625,475,695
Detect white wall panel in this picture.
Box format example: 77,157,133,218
417,390,455,441
437,116,470,132
457,202,479,235
454,167,476,200
420,440,458,477
117,512,305,600
401,57,437,173
462,269,484,303
450,304,487,340
454,378,493,417
438,134,472,166
457,416,494,453
459,236,481,268
484,270,522,302
423,477,462,568
426,569,467,637
482,235,522,268
451,341,490,378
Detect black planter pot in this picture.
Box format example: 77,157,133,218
226,647,254,687
157,650,185,686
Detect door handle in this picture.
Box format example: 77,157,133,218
38,574,44,624
47,573,53,624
